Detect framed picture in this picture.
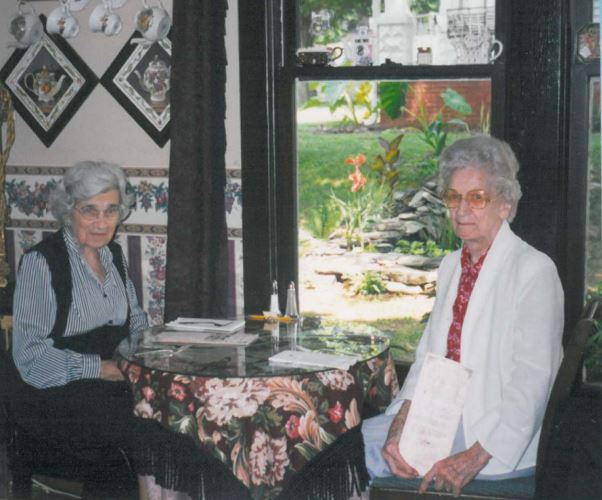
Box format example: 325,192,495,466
576,23,600,63
0,15,98,148
101,31,171,147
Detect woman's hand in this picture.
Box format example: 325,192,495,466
419,441,492,497
100,360,125,381
381,400,419,478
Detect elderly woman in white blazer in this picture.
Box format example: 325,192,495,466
362,136,564,496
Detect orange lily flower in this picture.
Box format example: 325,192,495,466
345,153,366,168
346,153,367,192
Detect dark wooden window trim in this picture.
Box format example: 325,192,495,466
566,0,600,329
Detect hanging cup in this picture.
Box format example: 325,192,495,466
47,1,80,39
134,0,171,42
9,1,43,48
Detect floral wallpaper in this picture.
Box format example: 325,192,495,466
143,235,167,325
6,178,169,218
132,180,168,213
6,179,57,217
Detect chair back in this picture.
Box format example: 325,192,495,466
535,317,594,487
584,295,602,321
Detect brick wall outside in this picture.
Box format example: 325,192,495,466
379,80,492,131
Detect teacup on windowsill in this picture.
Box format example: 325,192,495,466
296,47,343,66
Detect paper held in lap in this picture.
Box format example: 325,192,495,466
398,353,472,475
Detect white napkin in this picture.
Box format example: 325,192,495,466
269,350,360,370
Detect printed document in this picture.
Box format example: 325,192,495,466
398,353,472,475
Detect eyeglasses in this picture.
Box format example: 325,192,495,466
442,189,493,209
76,204,121,221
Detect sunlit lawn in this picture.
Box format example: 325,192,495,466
297,124,465,225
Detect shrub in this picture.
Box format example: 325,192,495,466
394,239,450,257
305,201,341,240
355,271,387,296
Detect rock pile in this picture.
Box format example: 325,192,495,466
362,181,448,252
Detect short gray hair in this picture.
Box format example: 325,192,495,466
438,135,522,222
49,161,134,226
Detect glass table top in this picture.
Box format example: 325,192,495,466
117,317,390,378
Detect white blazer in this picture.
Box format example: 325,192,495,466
386,221,564,475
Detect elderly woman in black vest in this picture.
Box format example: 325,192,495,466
11,161,248,499
13,161,145,389
10,161,148,497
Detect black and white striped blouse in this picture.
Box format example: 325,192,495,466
12,228,148,389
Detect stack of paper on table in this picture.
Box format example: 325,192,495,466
155,318,256,347
398,353,472,475
268,350,360,370
164,317,246,333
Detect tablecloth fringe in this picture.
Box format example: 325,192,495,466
131,418,251,500
277,425,370,500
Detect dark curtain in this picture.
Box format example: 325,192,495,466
164,0,231,321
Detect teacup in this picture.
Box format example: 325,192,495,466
296,47,343,66
47,4,80,39
134,0,171,42
9,3,44,48
89,3,122,36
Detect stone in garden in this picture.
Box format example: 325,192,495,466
386,266,437,286
375,243,394,253
385,281,424,295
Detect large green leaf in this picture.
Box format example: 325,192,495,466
378,82,409,120
441,88,472,115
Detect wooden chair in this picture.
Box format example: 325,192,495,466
369,317,595,500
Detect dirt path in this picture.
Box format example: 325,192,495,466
299,256,435,321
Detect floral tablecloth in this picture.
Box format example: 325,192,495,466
121,348,398,499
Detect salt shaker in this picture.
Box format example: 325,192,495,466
285,281,299,318
270,280,281,316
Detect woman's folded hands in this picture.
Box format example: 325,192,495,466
419,441,492,497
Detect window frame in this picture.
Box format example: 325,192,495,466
566,0,600,323
238,1,573,326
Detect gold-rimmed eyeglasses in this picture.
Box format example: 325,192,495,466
76,204,121,222
442,189,493,209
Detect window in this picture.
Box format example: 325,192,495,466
241,1,506,361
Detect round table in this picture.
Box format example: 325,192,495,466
117,318,399,499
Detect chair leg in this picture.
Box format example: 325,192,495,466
0,442,9,499
8,430,33,498
10,468,32,498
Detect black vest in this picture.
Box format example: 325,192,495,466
26,230,130,360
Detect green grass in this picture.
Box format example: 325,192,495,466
297,125,465,232
297,126,424,217
364,317,425,363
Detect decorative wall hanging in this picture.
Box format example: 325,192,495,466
576,23,600,63
100,30,171,147
0,15,98,147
